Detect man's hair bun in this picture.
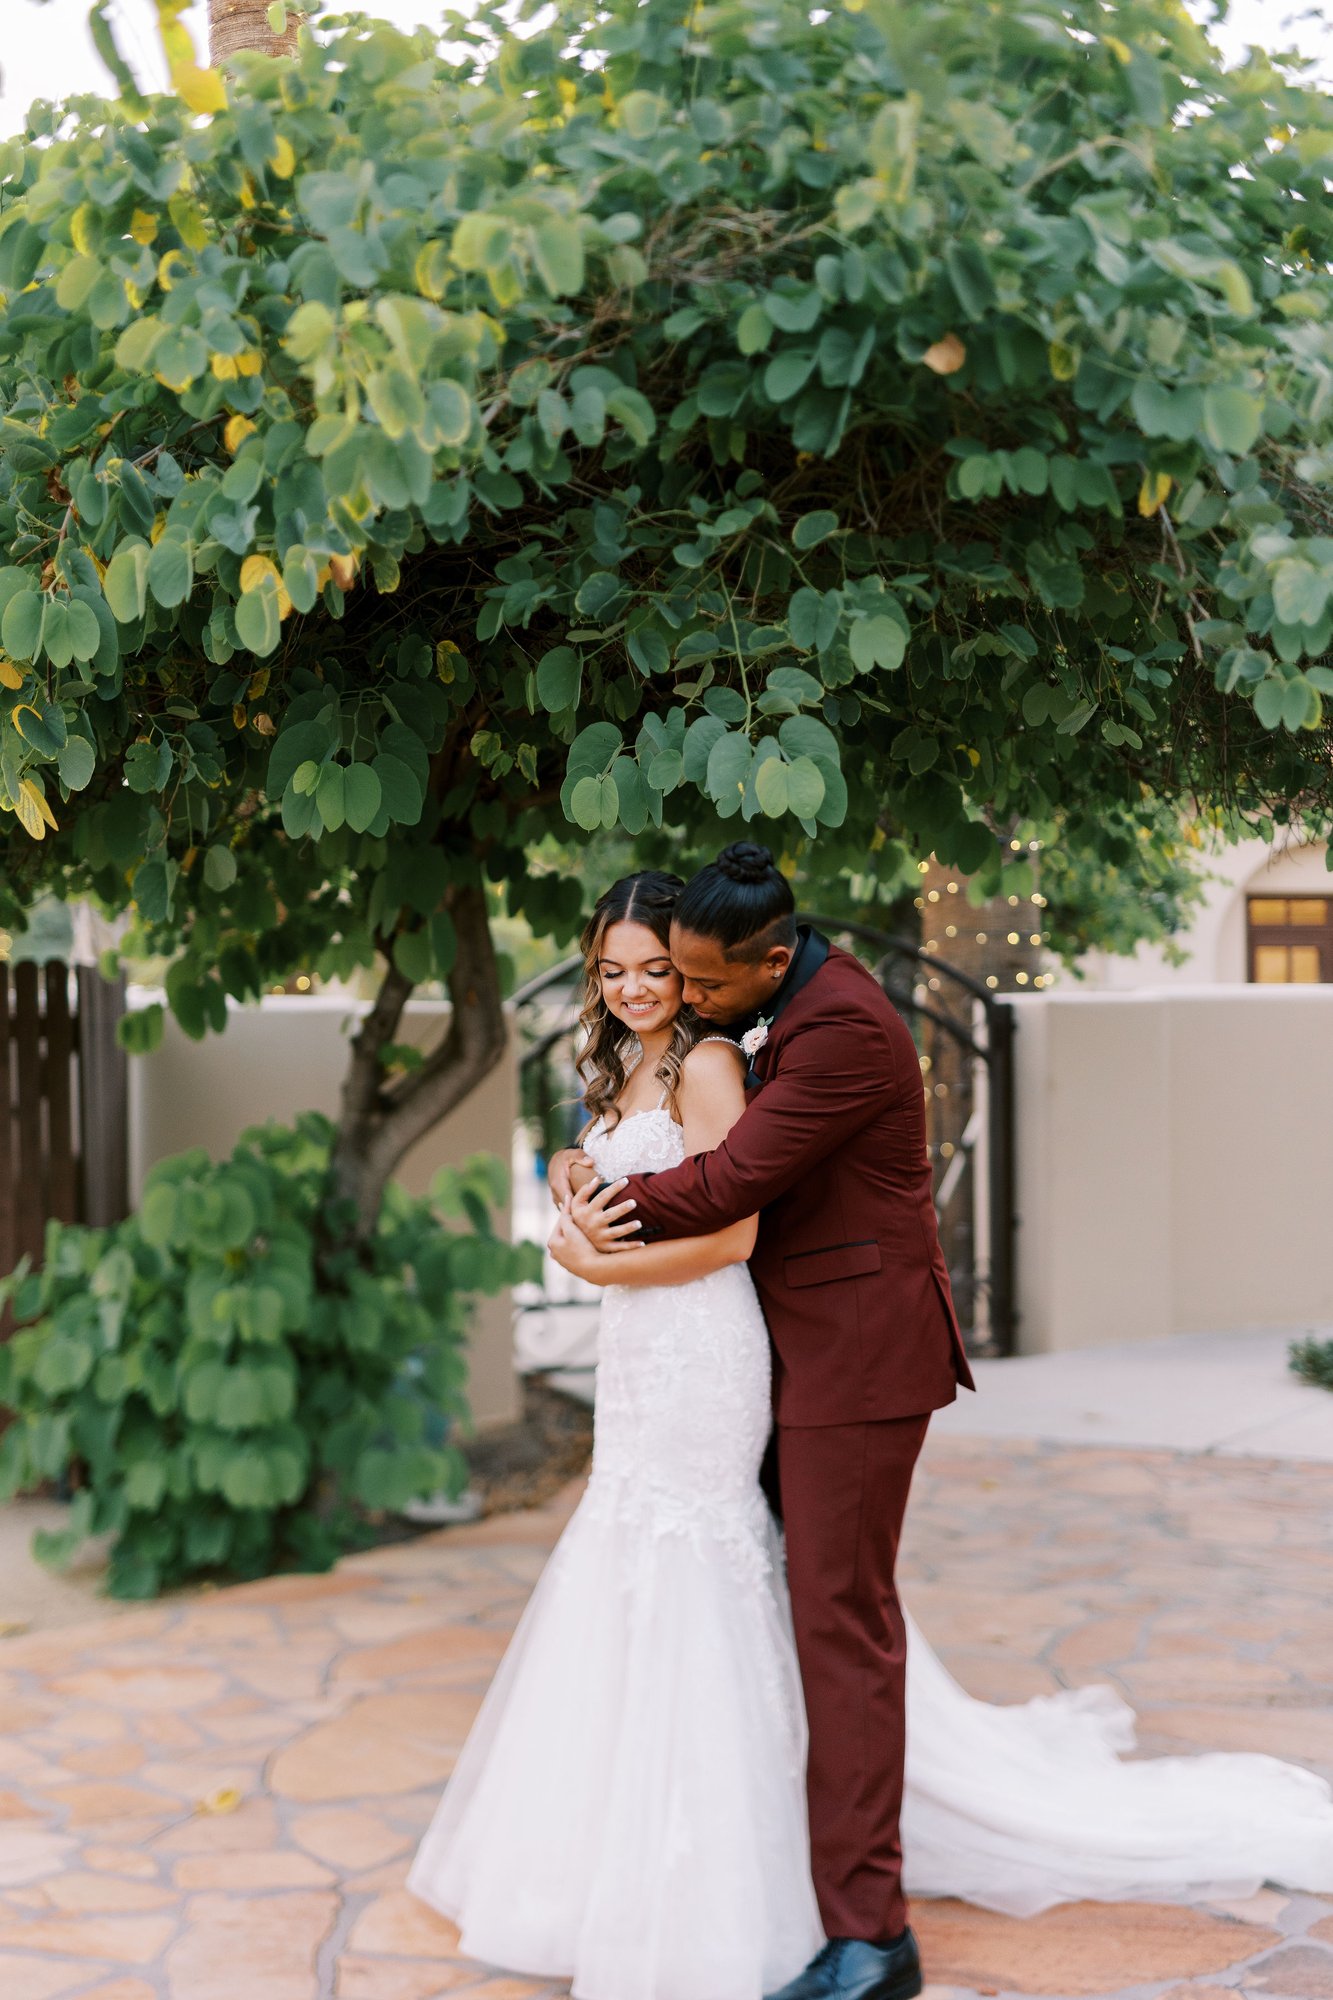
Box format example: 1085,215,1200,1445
715,842,776,885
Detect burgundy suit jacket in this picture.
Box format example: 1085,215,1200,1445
619,940,975,1428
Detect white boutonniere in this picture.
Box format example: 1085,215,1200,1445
740,1018,770,1060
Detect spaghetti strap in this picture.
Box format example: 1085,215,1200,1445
692,1035,746,1057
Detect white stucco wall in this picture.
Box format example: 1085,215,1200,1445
1076,837,1330,990
126,993,520,1427
1011,988,1333,1351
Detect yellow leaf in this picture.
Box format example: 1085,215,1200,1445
70,205,96,256
922,333,967,376
239,174,257,211
12,703,44,743
268,134,296,178
234,350,262,376
20,778,57,833
1048,340,1078,382
150,512,168,544
249,667,271,698
168,195,209,251
211,353,239,381
253,710,276,735
196,1788,242,1815
131,209,159,246
557,77,576,108
224,415,256,455
158,250,189,292
240,555,280,594
176,63,227,117
124,279,144,311
0,658,23,690
1138,469,1172,517
232,705,248,731
16,783,46,840
1104,34,1132,64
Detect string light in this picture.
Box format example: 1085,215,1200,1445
986,975,999,988
914,895,924,909
1009,838,1022,851
296,975,311,991
940,1141,955,1158
975,931,987,943
946,881,959,894
927,888,941,901
1029,934,1042,946
1007,931,1020,944
1007,894,1020,907
1015,971,1029,985
945,924,957,937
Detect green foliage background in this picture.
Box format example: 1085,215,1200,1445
0,0,1330,1043
0,1118,540,1595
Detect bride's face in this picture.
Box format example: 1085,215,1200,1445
596,920,683,1038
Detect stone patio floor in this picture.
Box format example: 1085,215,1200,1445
1,1433,1332,2000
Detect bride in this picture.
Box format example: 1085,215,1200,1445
408,867,1333,2000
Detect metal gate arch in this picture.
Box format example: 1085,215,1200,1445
514,919,1016,1358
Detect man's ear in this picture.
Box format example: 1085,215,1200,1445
763,941,795,981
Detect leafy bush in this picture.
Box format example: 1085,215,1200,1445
0,1114,540,1597
1289,1337,1333,1392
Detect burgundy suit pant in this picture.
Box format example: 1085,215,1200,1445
777,1414,930,1943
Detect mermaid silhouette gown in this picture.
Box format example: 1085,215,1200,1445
408,1104,1333,2000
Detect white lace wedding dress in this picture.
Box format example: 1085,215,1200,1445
409,1107,1333,1999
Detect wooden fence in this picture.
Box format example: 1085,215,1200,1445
0,961,129,1316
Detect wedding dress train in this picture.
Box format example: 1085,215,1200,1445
409,1106,1333,1999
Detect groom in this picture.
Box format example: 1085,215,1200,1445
550,842,974,2000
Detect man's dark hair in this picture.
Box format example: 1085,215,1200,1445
673,843,798,962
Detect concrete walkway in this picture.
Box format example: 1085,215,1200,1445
937,1328,1333,1462
2,1431,1332,2000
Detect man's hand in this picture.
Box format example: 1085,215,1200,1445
546,1147,595,1207
571,1178,644,1254
548,1205,604,1282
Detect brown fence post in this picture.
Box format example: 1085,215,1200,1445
76,965,130,1229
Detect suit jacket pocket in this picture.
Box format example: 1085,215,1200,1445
784,1239,882,1289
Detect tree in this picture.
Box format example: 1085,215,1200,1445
2,0,1332,1260
210,0,300,68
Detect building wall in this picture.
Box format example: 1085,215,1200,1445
1011,988,1333,1350
126,993,521,1428
1076,837,1330,990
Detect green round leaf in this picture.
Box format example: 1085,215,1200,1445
343,762,383,833
792,509,839,550
536,645,582,711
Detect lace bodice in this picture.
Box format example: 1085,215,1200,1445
584,1103,687,1181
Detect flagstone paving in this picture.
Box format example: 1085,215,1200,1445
1,1434,1332,2000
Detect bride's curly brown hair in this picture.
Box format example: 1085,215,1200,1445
577,870,702,1132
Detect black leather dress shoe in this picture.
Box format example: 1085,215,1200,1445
764,1931,923,2000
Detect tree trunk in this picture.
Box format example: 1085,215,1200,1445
209,0,300,64
327,882,509,1250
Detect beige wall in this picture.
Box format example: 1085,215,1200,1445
1011,989,1333,1351
126,993,520,1427
1077,837,1329,990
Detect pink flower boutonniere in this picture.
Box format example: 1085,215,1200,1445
740,1019,770,1060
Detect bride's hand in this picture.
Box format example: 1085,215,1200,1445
548,1205,606,1283
571,1178,644,1255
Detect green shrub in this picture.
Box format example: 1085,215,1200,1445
1289,1337,1333,1392
0,1113,540,1597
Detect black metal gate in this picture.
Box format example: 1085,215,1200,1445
513,922,1017,1359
